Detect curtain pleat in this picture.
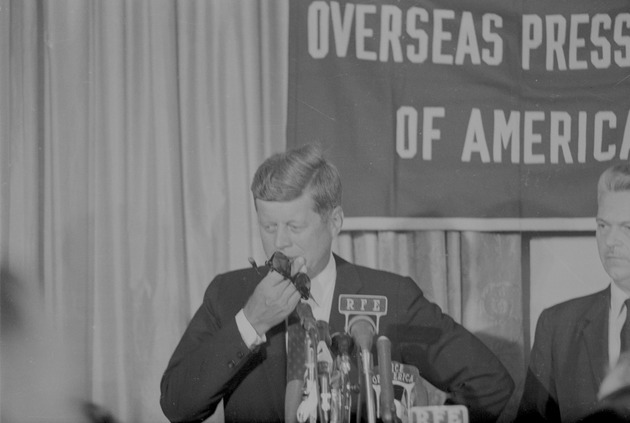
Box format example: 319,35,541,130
2,1,288,422
446,231,462,323
1,0,43,302
339,231,451,310
460,232,524,422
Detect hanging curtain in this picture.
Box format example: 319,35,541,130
1,1,288,422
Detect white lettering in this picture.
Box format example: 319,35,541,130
330,2,354,57
396,106,418,159
433,9,455,65
360,299,368,310
396,107,630,165
550,111,573,164
614,13,630,67
434,408,447,423
423,107,445,160
493,110,520,163
416,410,430,423
373,299,381,311
578,111,587,163
591,14,612,69
462,108,491,163
308,6,628,70
356,5,378,61
524,111,546,164
523,13,630,71
568,14,589,70
308,2,329,59
482,14,503,65
522,15,542,70
406,7,429,63
346,299,355,311
594,111,616,161
455,12,481,65
546,15,567,71
380,5,403,62
448,410,464,423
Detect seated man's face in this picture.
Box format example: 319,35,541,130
255,193,341,279
597,191,630,292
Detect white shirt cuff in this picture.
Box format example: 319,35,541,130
235,309,266,349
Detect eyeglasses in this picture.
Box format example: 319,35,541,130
265,251,311,301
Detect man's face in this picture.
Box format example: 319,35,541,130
256,194,342,279
597,191,630,292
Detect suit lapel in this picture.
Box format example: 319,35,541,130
580,286,611,390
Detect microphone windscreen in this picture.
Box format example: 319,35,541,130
331,333,354,356
349,316,375,351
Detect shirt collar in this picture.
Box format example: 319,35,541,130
611,281,629,317
310,253,336,304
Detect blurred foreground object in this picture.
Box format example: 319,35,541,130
1,268,112,423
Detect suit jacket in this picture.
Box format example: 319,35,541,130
517,286,610,423
160,254,514,423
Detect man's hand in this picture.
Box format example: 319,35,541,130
243,257,306,336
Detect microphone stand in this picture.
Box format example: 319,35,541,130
337,294,388,423
377,336,396,423
296,303,319,423
318,361,331,423
331,333,354,423
317,321,333,423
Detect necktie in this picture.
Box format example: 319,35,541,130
285,312,307,423
621,299,630,353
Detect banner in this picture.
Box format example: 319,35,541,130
287,0,630,220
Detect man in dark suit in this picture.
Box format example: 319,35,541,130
518,163,630,422
160,144,514,423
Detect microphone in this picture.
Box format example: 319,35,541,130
318,361,331,423
337,294,388,336
349,316,375,352
294,302,320,423
297,337,319,423
348,316,376,423
337,294,387,423
316,322,334,423
330,333,354,423
377,336,396,423
331,332,354,358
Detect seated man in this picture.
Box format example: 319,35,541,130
160,144,514,423
518,164,630,422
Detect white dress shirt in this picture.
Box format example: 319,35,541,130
609,281,630,368
304,253,337,324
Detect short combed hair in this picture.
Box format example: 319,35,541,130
251,144,342,216
598,164,630,202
